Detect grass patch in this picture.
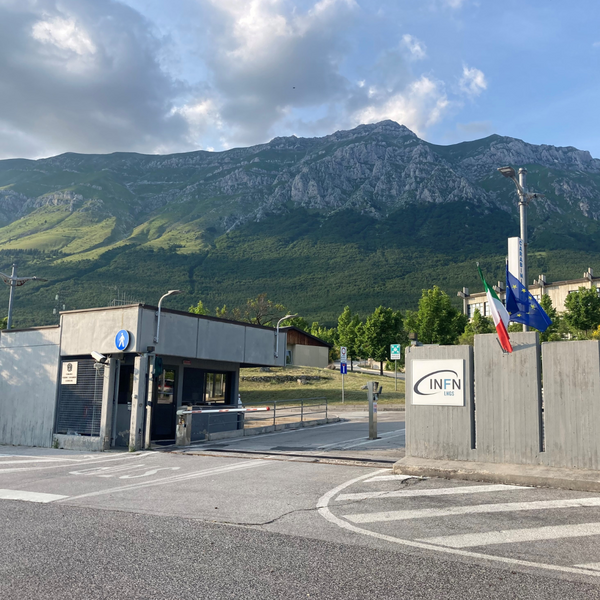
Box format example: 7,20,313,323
239,365,405,406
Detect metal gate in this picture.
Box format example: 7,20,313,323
55,358,104,436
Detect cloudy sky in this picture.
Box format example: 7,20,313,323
1,0,599,160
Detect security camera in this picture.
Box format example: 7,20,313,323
91,351,107,364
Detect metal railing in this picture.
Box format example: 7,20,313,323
242,397,328,429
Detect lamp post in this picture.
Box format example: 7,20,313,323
0,264,48,330
154,290,183,343
497,166,544,332
274,314,297,359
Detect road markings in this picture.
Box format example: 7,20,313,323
0,452,154,474
344,497,600,523
575,563,600,571
317,429,405,451
420,522,600,549
64,459,269,501
317,470,600,578
0,489,67,503
336,483,524,502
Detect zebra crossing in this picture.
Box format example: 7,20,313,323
319,469,600,577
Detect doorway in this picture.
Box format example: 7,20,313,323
151,366,178,441
114,364,134,447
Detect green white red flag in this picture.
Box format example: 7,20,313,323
477,266,513,353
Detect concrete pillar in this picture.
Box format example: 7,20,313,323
130,354,148,451
99,358,117,450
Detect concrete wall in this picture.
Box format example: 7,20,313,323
405,344,474,461
542,340,600,470
0,327,61,447
60,307,141,356
290,345,329,369
473,332,542,464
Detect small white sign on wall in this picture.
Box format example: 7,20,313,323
412,359,465,406
61,361,78,385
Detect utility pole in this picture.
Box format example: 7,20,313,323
0,264,47,330
498,167,544,332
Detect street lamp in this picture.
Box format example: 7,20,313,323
154,290,183,343
498,166,544,331
0,263,48,330
274,314,297,359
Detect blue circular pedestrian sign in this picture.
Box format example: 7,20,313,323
115,329,130,351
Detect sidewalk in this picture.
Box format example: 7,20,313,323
394,456,600,493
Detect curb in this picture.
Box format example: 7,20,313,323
393,457,600,493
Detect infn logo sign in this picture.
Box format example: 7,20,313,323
411,359,465,406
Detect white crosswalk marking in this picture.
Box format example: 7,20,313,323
336,483,524,502
343,497,600,523
0,489,67,503
420,522,600,548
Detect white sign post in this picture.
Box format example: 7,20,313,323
390,344,401,391
340,346,347,403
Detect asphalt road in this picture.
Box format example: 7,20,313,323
2,420,600,598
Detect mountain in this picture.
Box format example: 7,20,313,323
1,120,600,327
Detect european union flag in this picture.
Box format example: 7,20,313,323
505,265,552,332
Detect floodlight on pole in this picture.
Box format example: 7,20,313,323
275,314,297,359
154,290,183,343
497,166,545,332
0,263,48,330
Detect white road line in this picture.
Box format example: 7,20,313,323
364,474,417,483
336,483,524,502
317,471,600,578
317,429,405,451
334,431,406,450
0,452,153,474
575,563,600,572
420,522,600,549
344,497,600,524
0,489,68,503
64,460,268,501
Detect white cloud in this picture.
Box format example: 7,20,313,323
352,76,449,136
401,34,426,60
460,65,487,96
32,17,96,56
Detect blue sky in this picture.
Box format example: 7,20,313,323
0,0,599,159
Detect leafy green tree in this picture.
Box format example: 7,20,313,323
282,316,310,331
564,286,600,338
337,306,361,371
458,309,494,345
188,300,209,315
539,294,561,342
413,286,467,345
215,293,286,326
310,322,339,362
360,306,403,375
0,316,6,330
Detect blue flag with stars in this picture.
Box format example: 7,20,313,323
505,265,552,332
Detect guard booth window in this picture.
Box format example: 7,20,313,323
56,358,103,436
205,372,227,403
181,369,232,405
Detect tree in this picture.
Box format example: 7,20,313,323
360,306,403,375
539,294,561,342
215,293,286,326
310,322,339,362
0,316,6,330
337,306,361,371
282,316,310,331
413,286,467,345
563,286,600,338
458,308,494,346
188,300,209,315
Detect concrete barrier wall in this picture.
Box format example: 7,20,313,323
0,327,61,447
473,332,542,465
542,340,600,470
405,344,474,461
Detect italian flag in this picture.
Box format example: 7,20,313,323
478,266,513,353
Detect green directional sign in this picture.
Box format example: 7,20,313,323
390,344,402,360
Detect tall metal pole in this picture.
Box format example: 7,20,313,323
518,168,528,332
6,264,16,330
